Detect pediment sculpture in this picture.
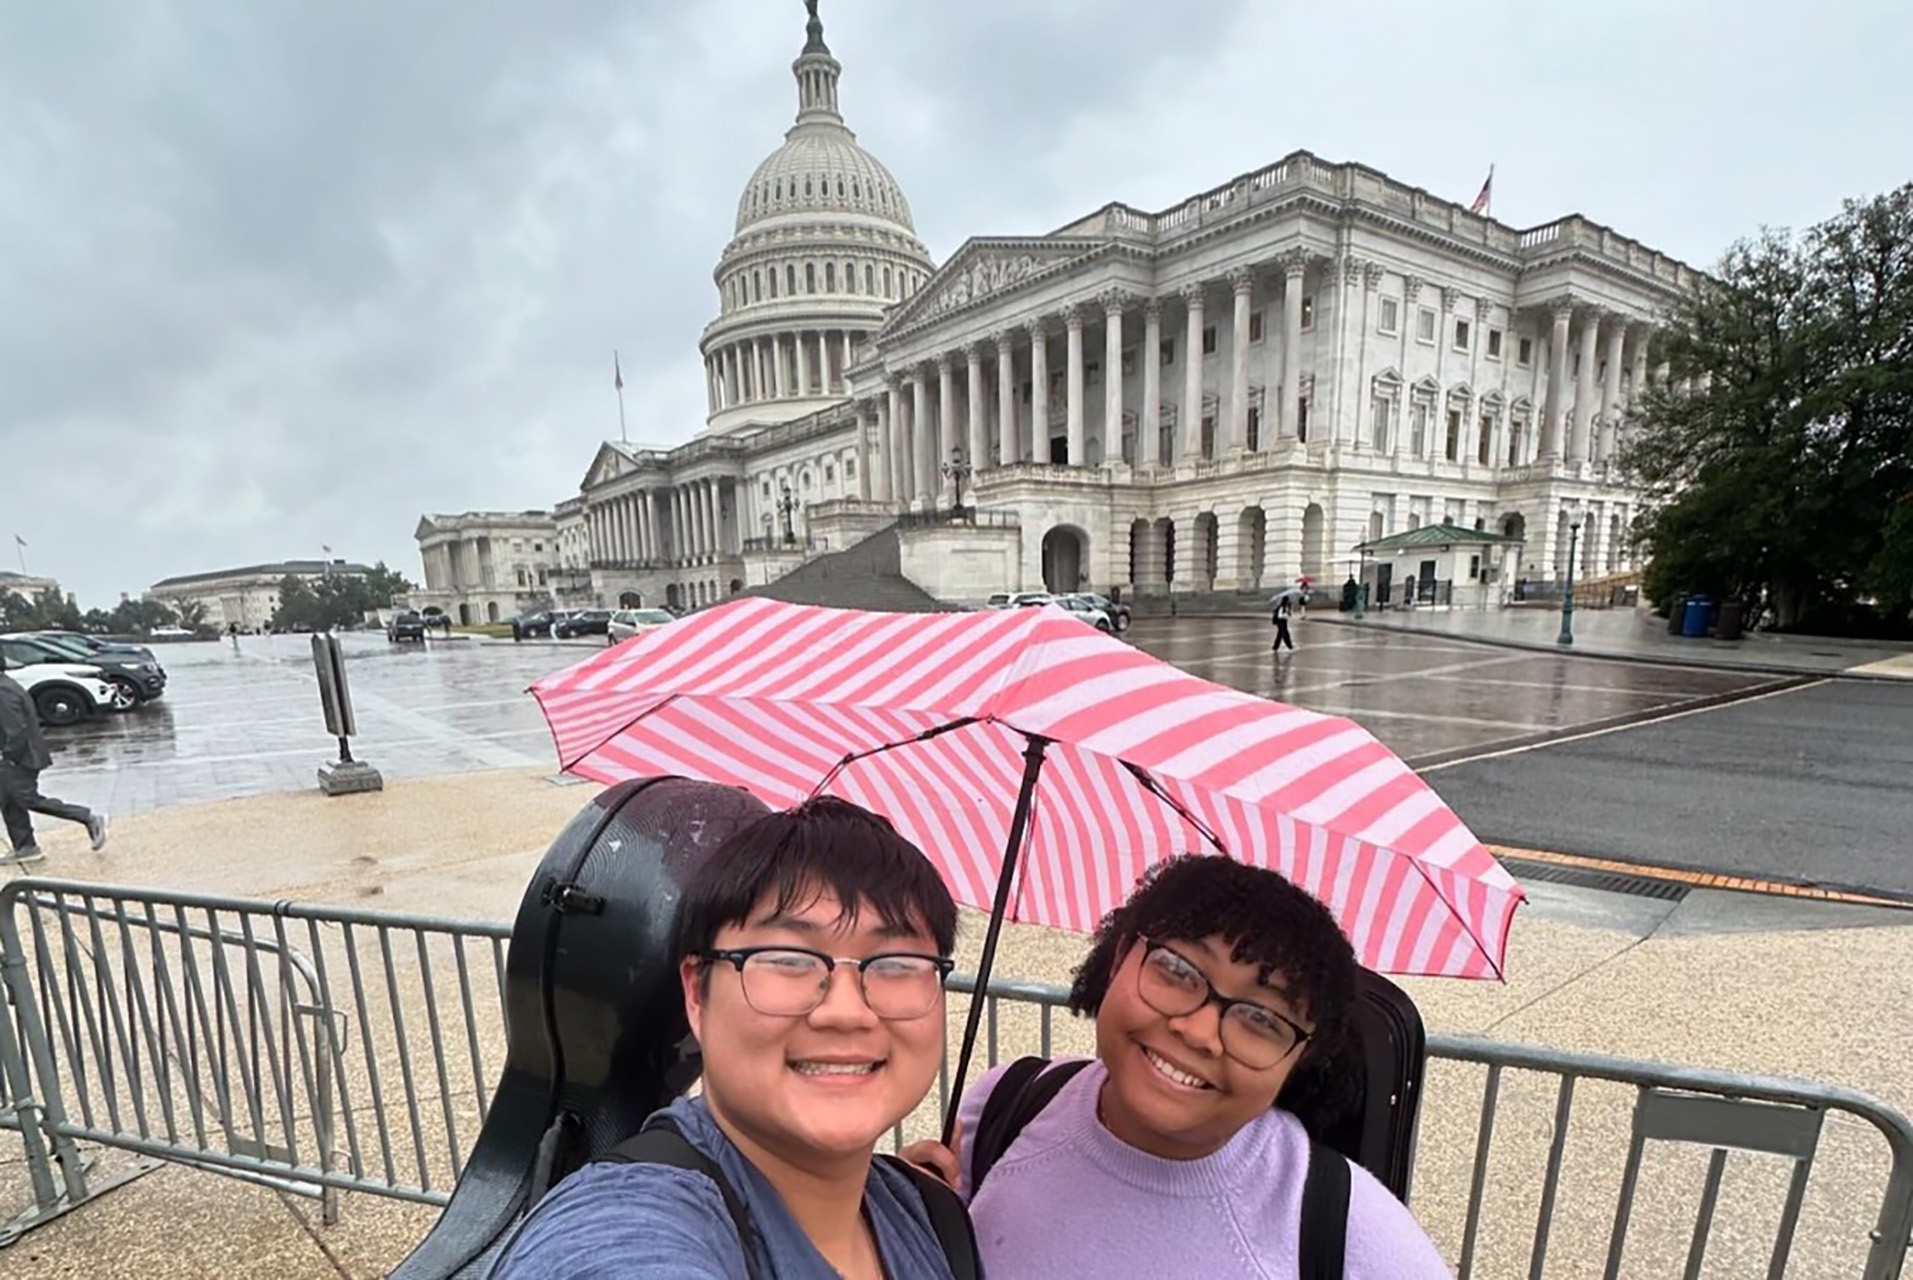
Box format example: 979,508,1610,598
926,252,1047,316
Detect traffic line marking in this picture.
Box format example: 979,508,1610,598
1489,843,1913,909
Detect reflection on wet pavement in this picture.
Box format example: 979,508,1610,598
38,620,1778,820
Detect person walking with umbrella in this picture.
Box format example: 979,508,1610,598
1271,589,1298,652
0,653,108,865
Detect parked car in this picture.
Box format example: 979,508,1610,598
607,608,679,644
984,593,1014,609
6,658,118,727
1,634,164,709
1053,595,1115,632
1066,592,1131,632
510,611,560,641
555,609,613,639
387,611,428,643
29,629,158,660
1007,591,1056,608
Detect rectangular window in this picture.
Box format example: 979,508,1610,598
1517,336,1533,367
1086,360,1101,386
1378,298,1400,335
1468,554,1482,582
1248,312,1264,343
1371,397,1394,452
1478,413,1494,466
1487,329,1503,360
845,457,856,478
533,541,544,552
1121,349,1136,376
1453,319,1471,352
1246,406,1261,450
1202,325,1218,356
1445,408,1462,461
1296,397,1310,442
1411,401,1431,455
1160,338,1176,366
1300,296,1315,330
1416,308,1436,344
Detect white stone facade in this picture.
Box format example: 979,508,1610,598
145,561,372,632
558,6,1693,612
412,512,560,625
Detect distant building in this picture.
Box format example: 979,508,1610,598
411,511,561,625
0,570,62,604
146,560,372,632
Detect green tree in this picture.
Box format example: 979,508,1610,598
1624,184,1913,633
270,574,323,631
360,562,414,608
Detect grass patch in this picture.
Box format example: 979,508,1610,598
453,624,516,638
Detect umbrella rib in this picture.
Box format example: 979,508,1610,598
1119,761,1228,855
807,715,987,798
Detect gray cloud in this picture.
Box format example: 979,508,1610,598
2,0,1908,606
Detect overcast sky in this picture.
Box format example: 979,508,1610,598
4,0,1907,608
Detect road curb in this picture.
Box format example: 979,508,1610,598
1300,614,1908,683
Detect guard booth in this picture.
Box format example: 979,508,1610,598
1354,523,1525,610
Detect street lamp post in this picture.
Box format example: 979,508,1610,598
778,484,798,545
1557,506,1585,647
940,449,973,519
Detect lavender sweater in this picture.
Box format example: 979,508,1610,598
954,1058,1452,1279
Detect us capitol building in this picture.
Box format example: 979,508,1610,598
416,2,1697,622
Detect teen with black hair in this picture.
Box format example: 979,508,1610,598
496,797,974,1279
906,855,1450,1278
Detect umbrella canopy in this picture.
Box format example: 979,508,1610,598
532,597,1522,981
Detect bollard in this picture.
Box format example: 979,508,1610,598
312,633,384,796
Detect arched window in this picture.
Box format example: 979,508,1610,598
825,262,836,292
787,265,797,295
864,264,875,293
852,178,861,200
806,263,817,293
768,268,778,299
844,261,856,293
775,180,783,199
804,177,813,197
883,265,893,295
836,177,845,198
752,270,762,301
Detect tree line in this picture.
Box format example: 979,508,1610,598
1626,183,1912,636
1,562,414,636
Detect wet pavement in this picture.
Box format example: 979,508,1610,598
34,619,1779,824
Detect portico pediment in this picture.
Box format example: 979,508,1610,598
884,238,1100,333
579,442,634,492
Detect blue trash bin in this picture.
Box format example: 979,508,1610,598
1682,595,1713,638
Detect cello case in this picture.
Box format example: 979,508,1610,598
390,776,772,1279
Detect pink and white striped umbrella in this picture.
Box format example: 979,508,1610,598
531,596,1523,983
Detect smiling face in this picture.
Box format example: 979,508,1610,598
681,887,947,1171
1093,933,1312,1161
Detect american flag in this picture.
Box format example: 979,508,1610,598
1469,165,1494,216
614,352,624,392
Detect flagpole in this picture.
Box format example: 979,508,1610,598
615,350,628,445
13,537,25,575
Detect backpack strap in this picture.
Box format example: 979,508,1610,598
597,1114,765,1280
876,1154,982,1280
1297,1137,1351,1280
970,1056,1093,1195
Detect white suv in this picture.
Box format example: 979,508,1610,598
8,660,118,727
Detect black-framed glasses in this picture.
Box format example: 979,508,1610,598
1134,937,1312,1069
699,946,955,1020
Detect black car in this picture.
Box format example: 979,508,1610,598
555,609,612,639
510,611,559,640
2,633,166,708
387,611,428,643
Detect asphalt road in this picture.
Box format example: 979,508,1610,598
1423,679,1913,898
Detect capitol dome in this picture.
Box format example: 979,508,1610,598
699,2,934,436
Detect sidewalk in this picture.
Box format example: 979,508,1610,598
1312,602,1913,678
3,770,1911,1277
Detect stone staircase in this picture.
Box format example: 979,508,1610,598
735,526,955,613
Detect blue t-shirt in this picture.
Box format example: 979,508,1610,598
491,1095,958,1279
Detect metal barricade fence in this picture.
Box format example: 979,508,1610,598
3,880,1910,1277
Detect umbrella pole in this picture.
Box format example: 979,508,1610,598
943,734,1050,1145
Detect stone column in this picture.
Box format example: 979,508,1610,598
937,355,957,495
723,347,739,406
995,330,1017,468
1174,513,1204,591
1215,512,1244,591
1570,310,1600,463
817,332,830,394
1065,307,1086,466
1542,300,1572,459
1181,284,1205,460
911,367,933,504
886,380,908,507
704,359,716,413
966,344,986,469
708,481,724,557
1599,317,1627,461
771,335,788,399
796,331,811,397
1102,291,1125,466
1028,318,1049,464
641,491,655,560
841,331,854,382
1140,300,1162,466
667,490,681,563
1280,251,1308,440
855,406,873,501
1225,270,1253,453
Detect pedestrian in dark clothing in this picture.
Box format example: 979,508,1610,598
0,655,108,865
1271,595,1295,652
